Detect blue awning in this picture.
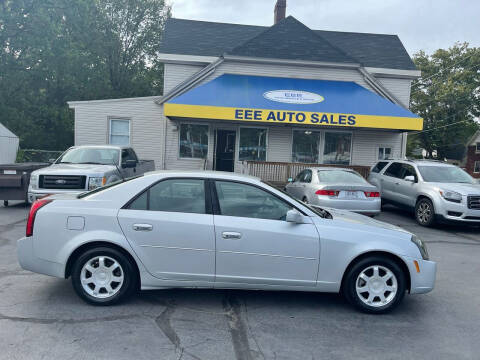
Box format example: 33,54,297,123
164,74,422,130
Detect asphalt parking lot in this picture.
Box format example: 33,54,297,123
1,201,479,360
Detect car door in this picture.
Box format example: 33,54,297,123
381,162,403,202
394,164,419,207
285,170,304,199
117,178,215,283
298,169,313,202
212,180,320,287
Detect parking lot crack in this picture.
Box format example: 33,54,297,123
223,292,254,360
0,312,142,324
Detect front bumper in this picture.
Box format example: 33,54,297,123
435,199,480,223
17,236,64,278
402,255,437,294
27,188,83,203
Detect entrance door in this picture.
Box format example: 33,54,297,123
214,130,236,172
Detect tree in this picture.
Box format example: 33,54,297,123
0,0,170,151
408,43,480,159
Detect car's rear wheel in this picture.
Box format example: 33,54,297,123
72,247,137,305
415,198,435,226
343,256,406,314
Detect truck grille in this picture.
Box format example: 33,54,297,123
467,195,480,210
39,175,86,190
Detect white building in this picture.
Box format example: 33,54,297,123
0,122,19,164
68,8,422,181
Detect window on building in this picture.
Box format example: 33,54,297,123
292,130,320,163
323,132,352,165
239,128,267,161
378,147,392,160
476,143,480,153
109,119,130,145
179,124,208,159
474,161,480,173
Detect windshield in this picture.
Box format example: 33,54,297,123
317,170,366,184
418,166,475,184
57,147,120,165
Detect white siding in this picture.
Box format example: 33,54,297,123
377,77,412,108
164,63,203,93
0,136,19,163
74,98,165,169
351,130,403,165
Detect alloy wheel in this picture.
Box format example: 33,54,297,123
417,202,432,224
355,265,398,307
80,256,124,299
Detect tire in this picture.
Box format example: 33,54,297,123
302,196,309,204
343,256,406,314
71,246,137,306
415,198,435,227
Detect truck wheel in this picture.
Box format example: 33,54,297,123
415,198,435,226
71,247,137,306
343,256,406,314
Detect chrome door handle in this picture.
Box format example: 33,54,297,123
222,231,242,239
133,223,153,231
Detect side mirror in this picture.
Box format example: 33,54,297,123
286,209,306,224
404,175,415,182
122,159,137,168
287,177,293,183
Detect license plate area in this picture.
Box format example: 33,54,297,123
342,190,360,199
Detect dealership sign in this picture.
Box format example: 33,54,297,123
263,90,324,104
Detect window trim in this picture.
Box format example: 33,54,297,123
291,128,321,164
122,177,212,215
237,126,269,162
108,117,131,145
377,146,393,160
321,130,353,165
474,161,480,173
178,122,210,160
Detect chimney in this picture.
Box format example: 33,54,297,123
274,0,286,24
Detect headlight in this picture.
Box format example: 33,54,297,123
439,189,462,203
30,174,38,190
411,235,429,260
88,177,106,190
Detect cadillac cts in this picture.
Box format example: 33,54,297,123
17,171,436,313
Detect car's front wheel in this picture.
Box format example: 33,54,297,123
343,256,406,313
415,198,435,226
71,246,137,305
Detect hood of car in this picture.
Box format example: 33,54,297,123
324,207,410,234
33,163,117,176
426,182,480,196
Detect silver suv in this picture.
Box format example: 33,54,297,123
368,159,480,226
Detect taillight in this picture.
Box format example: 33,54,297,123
316,189,339,196
26,199,52,237
364,191,380,198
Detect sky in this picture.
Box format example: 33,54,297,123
168,0,480,56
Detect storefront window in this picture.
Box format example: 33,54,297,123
239,128,267,161
323,132,352,165
292,130,320,163
179,124,208,159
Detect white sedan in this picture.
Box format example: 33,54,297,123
18,171,436,313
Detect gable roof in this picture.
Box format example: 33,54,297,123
229,16,355,64
159,17,416,70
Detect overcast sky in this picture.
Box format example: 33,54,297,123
169,0,480,56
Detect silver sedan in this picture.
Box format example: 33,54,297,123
285,167,381,215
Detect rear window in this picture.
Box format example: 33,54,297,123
371,161,389,173
317,170,366,184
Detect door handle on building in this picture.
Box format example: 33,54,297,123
222,231,242,239
133,223,153,231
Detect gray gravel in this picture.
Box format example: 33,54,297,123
0,201,479,360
